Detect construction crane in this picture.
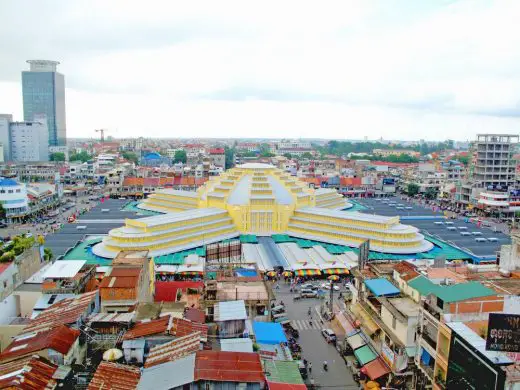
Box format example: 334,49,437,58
95,129,109,143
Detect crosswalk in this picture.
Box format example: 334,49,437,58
291,319,321,330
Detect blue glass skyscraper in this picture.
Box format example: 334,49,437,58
22,60,66,146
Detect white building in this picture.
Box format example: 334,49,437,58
0,177,29,222
10,115,49,162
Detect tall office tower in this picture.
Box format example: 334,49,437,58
0,114,13,161
22,60,66,146
10,114,49,162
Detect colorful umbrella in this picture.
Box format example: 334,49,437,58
266,271,277,277
283,271,293,277
328,275,340,281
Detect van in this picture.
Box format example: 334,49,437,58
300,289,317,298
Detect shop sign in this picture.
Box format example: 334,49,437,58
381,342,395,368
486,313,520,352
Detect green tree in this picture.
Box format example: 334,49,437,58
283,153,293,159
69,151,92,163
50,152,65,162
122,151,138,164
224,146,235,169
0,203,5,221
43,248,53,262
425,187,439,200
301,152,313,159
456,155,469,166
173,150,187,164
407,183,420,197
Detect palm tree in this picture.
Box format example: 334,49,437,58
43,248,53,262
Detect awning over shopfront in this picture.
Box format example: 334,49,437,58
354,345,378,366
361,357,391,380
322,268,349,275
347,332,367,350
294,269,321,276
350,303,380,335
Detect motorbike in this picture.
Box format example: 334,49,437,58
323,362,328,371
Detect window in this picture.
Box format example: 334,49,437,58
7,190,13,194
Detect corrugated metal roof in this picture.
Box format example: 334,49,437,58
145,332,201,368
99,275,138,289
87,362,141,390
263,360,304,385
42,260,86,279
138,354,195,390
195,351,265,383
23,290,98,334
214,300,247,321
0,355,58,390
446,322,513,365
0,325,80,363
220,338,254,353
88,312,135,324
122,339,146,349
184,308,205,324
364,278,400,297
171,318,208,341
122,315,171,340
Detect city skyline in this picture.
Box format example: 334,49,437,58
0,1,519,140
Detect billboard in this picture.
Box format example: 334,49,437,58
382,178,395,185
486,313,520,353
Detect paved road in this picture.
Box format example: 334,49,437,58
273,282,359,390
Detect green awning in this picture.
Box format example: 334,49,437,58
354,345,377,365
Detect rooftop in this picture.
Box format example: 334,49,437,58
42,260,86,279
122,315,171,340
88,362,141,390
144,332,201,368
364,278,400,297
0,355,58,390
138,354,195,390
263,360,305,386
219,338,254,353
214,300,247,321
195,351,265,383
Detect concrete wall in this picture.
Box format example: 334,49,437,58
0,294,20,325
380,305,418,347
0,324,24,352
13,290,42,317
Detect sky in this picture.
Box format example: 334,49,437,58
0,0,519,141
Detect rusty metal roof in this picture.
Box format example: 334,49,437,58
122,315,171,340
0,355,58,390
23,290,98,334
108,267,142,277
144,332,201,368
99,275,139,289
88,361,140,390
171,318,208,341
0,325,80,363
195,351,265,383
184,308,205,324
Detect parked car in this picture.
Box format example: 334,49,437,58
320,283,340,291
300,289,318,298
300,283,318,291
0,222,7,228
321,328,337,343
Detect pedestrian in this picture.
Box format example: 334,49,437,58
308,362,312,373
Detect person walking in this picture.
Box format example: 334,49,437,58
308,362,312,373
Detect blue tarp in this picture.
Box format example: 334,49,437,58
253,321,287,345
421,348,431,365
364,278,400,297
235,268,258,278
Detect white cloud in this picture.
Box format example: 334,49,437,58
0,0,519,140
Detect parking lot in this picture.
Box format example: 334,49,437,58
354,196,511,259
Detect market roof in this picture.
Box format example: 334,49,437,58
0,325,80,363
122,315,171,340
407,275,438,296
144,332,201,368
364,278,400,297
220,338,254,353
347,332,367,350
354,345,378,366
0,355,58,390
263,360,305,385
138,354,196,390
214,300,247,321
88,362,141,390
252,322,287,345
171,318,208,341
41,260,87,279
446,322,513,365
195,351,265,383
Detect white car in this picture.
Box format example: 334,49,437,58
320,283,340,291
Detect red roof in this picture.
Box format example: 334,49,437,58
0,325,80,363
144,332,201,368
340,177,362,187
143,178,160,186
360,357,391,380
154,281,204,302
393,261,420,282
195,351,265,383
122,315,171,340
88,362,140,390
171,318,208,340
23,291,98,334
184,308,205,324
109,268,142,277
209,148,225,154
99,275,138,289
0,355,58,390
268,383,307,390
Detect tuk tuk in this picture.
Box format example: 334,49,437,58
271,305,285,314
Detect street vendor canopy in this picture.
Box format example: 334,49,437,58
294,269,321,276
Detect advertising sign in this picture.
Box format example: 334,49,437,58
486,313,520,352
381,342,395,368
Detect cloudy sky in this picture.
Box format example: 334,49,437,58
0,0,519,140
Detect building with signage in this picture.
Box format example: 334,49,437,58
93,163,433,258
